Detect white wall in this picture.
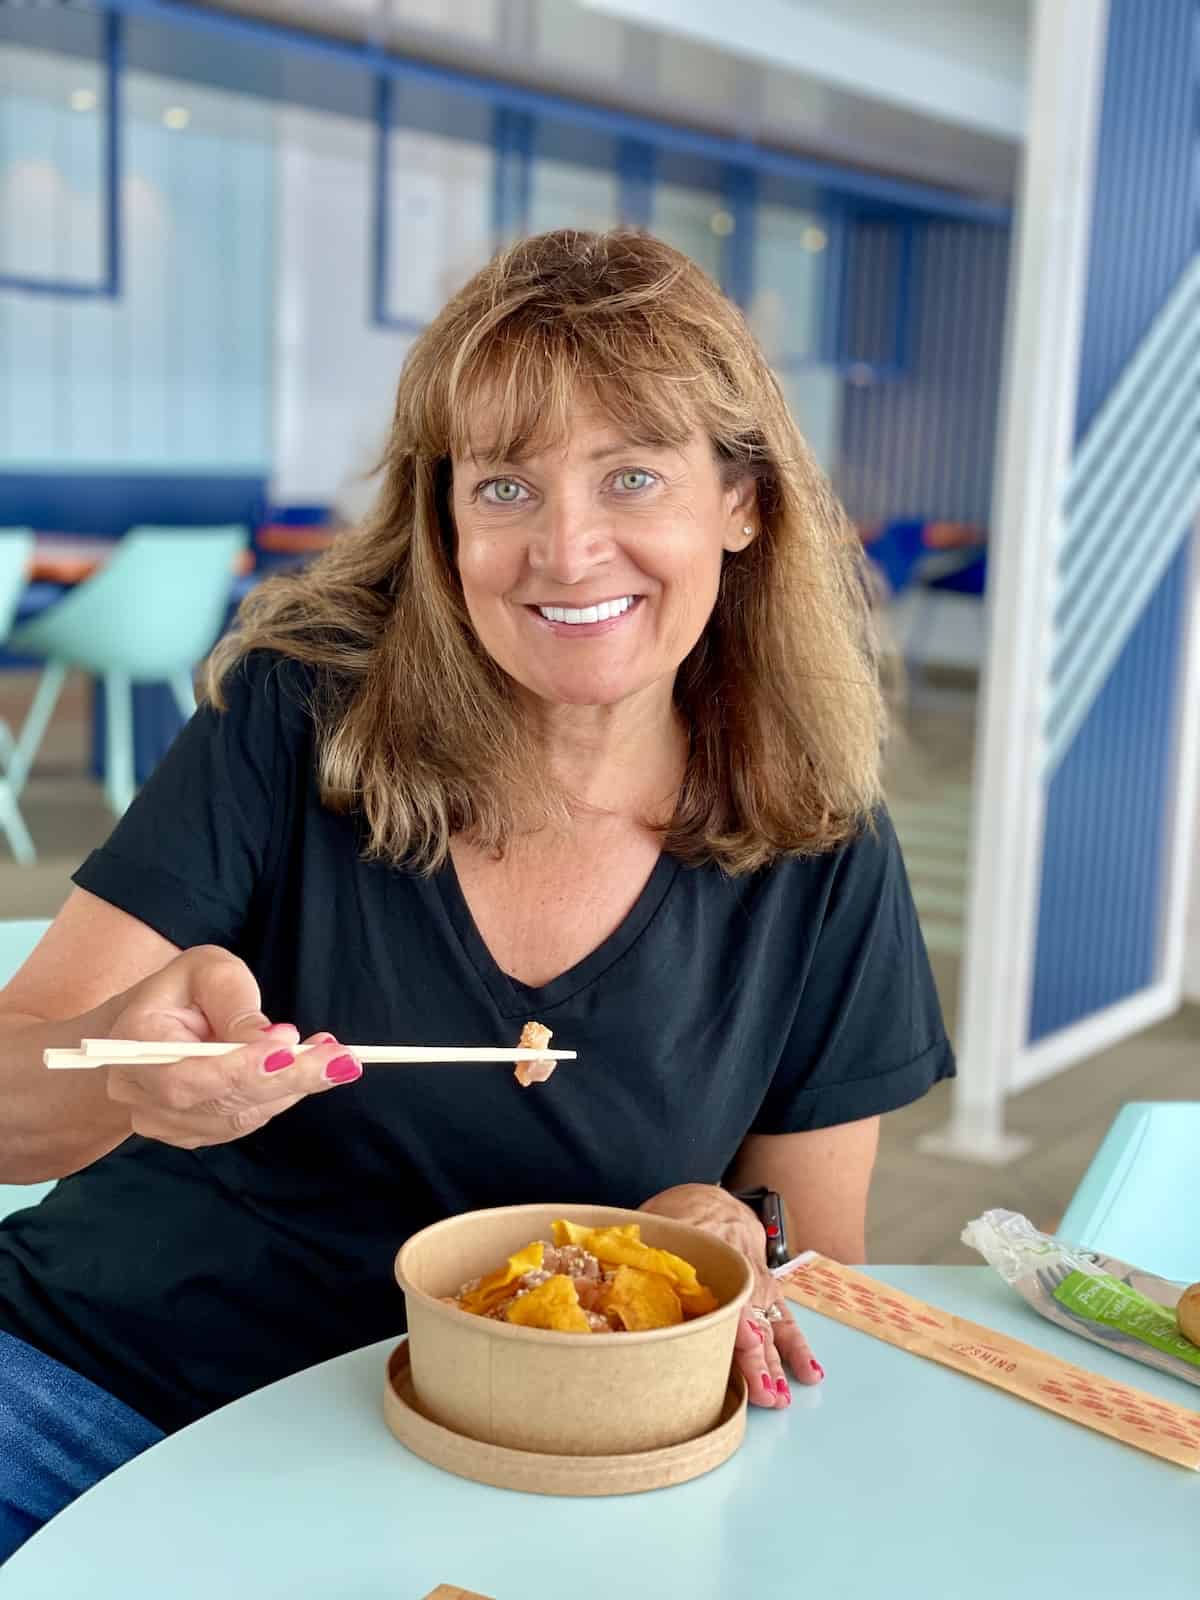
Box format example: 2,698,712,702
0,46,274,469
270,101,845,507
272,108,412,508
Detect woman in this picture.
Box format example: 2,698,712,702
0,228,951,1557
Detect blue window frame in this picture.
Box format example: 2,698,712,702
372,76,416,335
367,57,936,376
16,1,1006,372
0,7,122,299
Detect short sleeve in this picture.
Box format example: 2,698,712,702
71,653,312,952
751,811,955,1134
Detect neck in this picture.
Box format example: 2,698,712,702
524,682,687,821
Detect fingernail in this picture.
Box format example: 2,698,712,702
325,1055,362,1085
775,1377,791,1401
744,1318,764,1342
259,1022,293,1035
760,1373,774,1394
314,1033,337,1044
811,1359,825,1380
263,1050,294,1073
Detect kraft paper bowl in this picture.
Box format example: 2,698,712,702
394,1203,754,1457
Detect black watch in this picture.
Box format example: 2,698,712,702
732,1186,790,1269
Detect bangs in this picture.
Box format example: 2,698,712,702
433,305,726,467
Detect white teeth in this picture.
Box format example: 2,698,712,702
537,596,634,625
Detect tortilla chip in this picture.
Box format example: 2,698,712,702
458,1240,545,1316
674,1282,720,1319
551,1219,638,1249
549,1222,719,1319
504,1274,592,1333
579,1227,719,1317
600,1264,683,1331
551,1219,589,1249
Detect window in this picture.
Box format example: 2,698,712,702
0,14,113,295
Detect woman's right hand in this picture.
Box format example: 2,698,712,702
101,945,361,1151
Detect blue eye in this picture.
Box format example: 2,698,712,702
615,470,654,492
481,478,526,504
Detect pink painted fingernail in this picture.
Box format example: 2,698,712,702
259,1022,293,1035
760,1373,774,1394
811,1359,825,1380
314,1033,337,1044
263,1050,294,1073
776,1377,791,1401
325,1055,362,1085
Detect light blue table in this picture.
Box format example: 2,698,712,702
3,1267,1197,1599
1059,1102,1200,1284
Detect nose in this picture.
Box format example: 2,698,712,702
526,500,613,586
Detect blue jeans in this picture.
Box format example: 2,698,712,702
0,1329,163,1563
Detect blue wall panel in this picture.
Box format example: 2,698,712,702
1030,537,1190,1038
1074,0,1198,442
1029,0,1199,1042
836,221,1010,528
0,471,267,537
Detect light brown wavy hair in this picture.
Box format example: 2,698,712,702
206,227,883,873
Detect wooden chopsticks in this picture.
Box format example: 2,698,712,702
44,1039,577,1071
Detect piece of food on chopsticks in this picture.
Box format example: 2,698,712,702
448,1220,719,1333
514,1020,555,1088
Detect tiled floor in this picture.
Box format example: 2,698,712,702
1,666,1197,1264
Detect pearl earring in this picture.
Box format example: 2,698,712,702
743,524,753,537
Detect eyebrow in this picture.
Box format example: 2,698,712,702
470,437,673,468
584,441,664,464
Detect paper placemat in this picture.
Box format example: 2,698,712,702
780,1253,1200,1470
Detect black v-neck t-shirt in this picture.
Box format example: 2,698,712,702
0,655,952,1431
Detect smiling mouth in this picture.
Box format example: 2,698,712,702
532,596,638,625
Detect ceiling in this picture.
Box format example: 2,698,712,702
19,1,1023,200
200,0,1024,197
583,0,1032,140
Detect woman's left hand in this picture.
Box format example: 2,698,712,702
639,1184,823,1409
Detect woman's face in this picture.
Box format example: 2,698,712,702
450,404,755,711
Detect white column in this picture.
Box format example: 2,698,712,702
1185,833,1200,1005
1176,531,1200,1007
919,0,1109,1164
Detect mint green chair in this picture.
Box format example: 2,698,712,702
1058,1102,1200,1283
0,917,55,1219
8,525,247,818
0,528,36,863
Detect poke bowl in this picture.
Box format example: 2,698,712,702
393,1202,754,1457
